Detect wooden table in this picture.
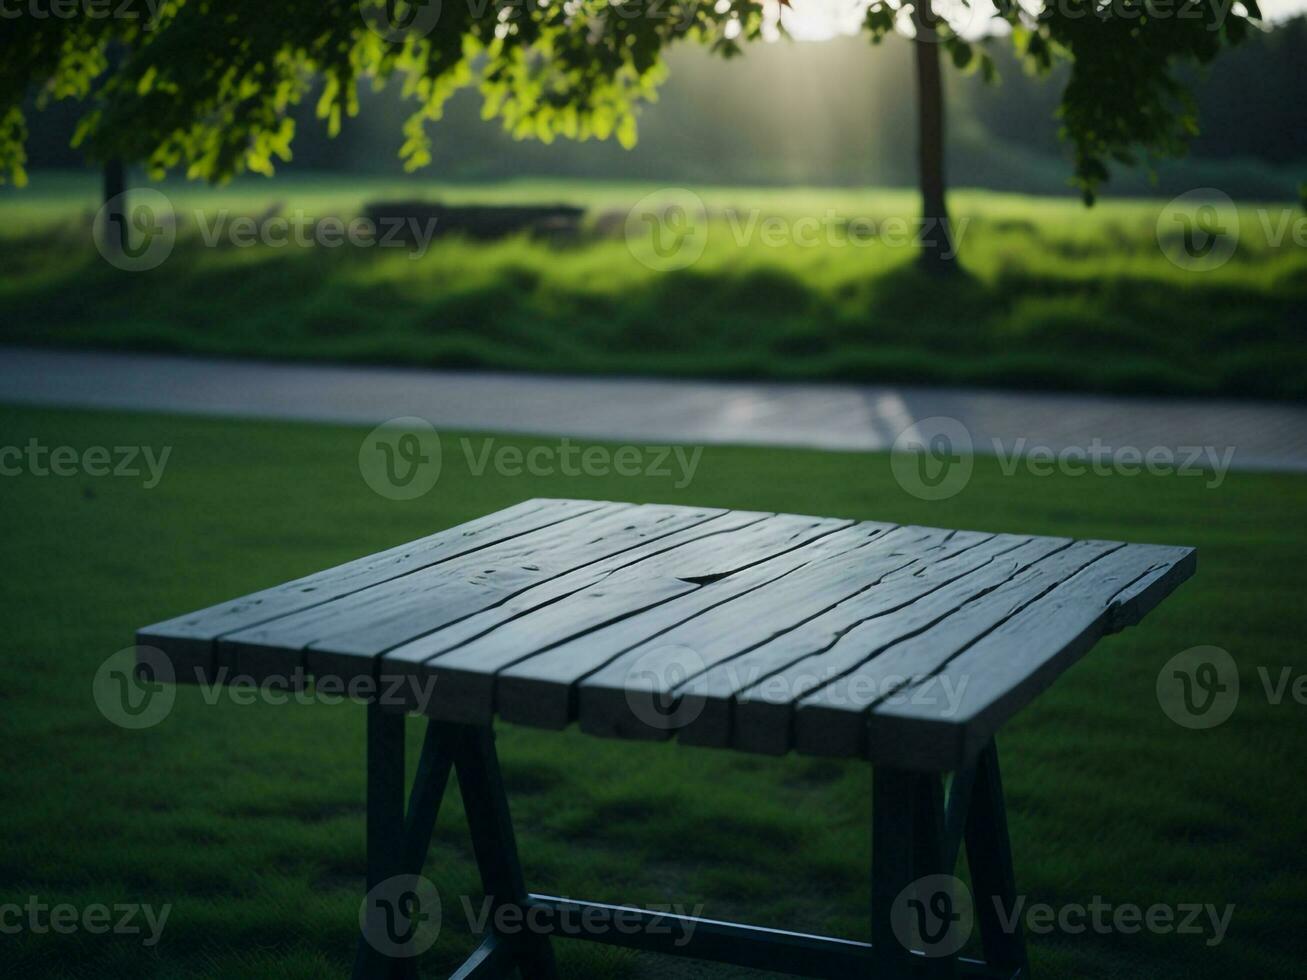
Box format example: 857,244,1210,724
139,498,1195,979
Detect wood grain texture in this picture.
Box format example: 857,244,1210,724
136,498,602,683
224,502,715,682
390,511,857,724
137,499,1195,767
790,538,1130,761
493,516,889,730
862,543,1196,770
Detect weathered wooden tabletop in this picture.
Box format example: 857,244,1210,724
140,498,1195,770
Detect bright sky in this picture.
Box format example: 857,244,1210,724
780,0,1307,41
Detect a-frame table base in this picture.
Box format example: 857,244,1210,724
351,703,1031,980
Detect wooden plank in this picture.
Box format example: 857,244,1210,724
863,543,1195,771
378,509,771,668
723,535,1075,756
378,511,842,722
221,502,720,682
494,516,883,730
675,532,1050,752
575,525,965,740
137,498,603,684
791,538,1123,761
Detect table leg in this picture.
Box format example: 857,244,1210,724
964,741,1030,977
872,766,917,978
353,703,413,980
452,724,559,980
873,765,966,978
353,709,458,980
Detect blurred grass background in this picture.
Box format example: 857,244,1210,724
3,173,1304,400
1,403,1303,978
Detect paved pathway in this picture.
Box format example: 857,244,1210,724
3,346,1305,472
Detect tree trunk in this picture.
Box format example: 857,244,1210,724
912,0,956,275
102,159,128,257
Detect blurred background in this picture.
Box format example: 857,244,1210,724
2,1,1304,401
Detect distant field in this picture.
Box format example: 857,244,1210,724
1,172,1304,400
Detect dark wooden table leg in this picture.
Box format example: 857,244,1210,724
402,720,457,877
873,765,964,979
912,773,958,980
353,702,413,980
872,765,917,979
964,740,1030,978
353,710,460,980
453,724,559,980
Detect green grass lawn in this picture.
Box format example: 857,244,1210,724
1,402,1304,978
2,173,1305,401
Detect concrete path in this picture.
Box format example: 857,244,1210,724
3,346,1305,472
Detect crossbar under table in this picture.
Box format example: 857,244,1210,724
351,704,1030,980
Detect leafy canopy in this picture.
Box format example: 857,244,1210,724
0,0,1263,199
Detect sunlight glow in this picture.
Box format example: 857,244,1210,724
777,0,1307,43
